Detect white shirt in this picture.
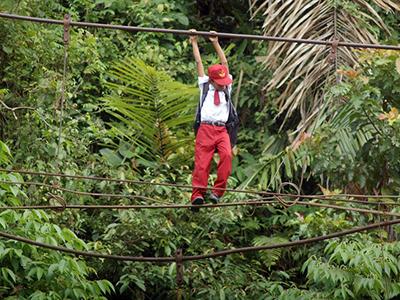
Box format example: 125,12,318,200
198,75,233,123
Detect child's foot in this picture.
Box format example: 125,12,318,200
190,197,204,212
208,193,220,204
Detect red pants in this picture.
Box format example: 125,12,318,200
191,124,232,201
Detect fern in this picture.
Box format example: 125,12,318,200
102,57,198,162
253,236,289,269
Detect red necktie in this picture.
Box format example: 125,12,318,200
214,90,220,106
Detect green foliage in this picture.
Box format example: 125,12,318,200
253,235,289,269
0,141,11,165
239,134,302,190
0,149,114,298
305,50,400,193
252,0,400,134
243,49,400,193
102,57,198,162
1,0,400,298
303,237,400,299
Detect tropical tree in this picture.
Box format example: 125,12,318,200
304,49,400,193
240,0,400,191
241,48,400,193
251,0,400,134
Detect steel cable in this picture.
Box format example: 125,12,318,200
0,13,399,50
1,168,400,200
0,219,399,262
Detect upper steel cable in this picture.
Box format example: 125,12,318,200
2,178,400,206
1,199,399,217
0,13,399,51
1,201,400,219
0,200,278,210
1,168,400,200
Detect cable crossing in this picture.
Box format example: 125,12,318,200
1,9,400,299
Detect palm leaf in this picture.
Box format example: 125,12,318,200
101,57,198,161
251,0,399,131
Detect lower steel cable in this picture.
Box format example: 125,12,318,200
0,219,399,262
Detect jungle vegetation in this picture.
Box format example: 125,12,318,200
0,0,400,299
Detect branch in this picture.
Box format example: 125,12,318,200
0,100,35,120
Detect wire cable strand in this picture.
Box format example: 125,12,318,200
1,168,400,200
0,13,399,51
0,179,157,201
0,199,277,210
1,190,400,219
1,179,400,207
0,219,399,262
1,199,400,218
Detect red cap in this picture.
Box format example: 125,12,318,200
207,64,232,86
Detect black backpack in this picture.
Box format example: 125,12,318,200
193,82,239,148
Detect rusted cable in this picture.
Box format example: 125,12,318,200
0,179,156,201
0,219,399,262
184,218,400,261
0,168,259,195
0,168,274,195
276,182,301,208
0,13,399,51
0,199,277,210
1,178,399,208
1,197,399,219
284,200,400,218
1,168,400,200
48,192,67,212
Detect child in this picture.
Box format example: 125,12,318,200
189,30,239,211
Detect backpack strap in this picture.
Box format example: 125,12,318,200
223,87,239,148
194,82,210,135
196,82,210,121
222,88,231,110
200,82,210,108
222,88,229,100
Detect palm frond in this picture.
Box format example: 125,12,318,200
242,89,379,190
240,134,305,190
101,57,198,161
251,0,399,131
